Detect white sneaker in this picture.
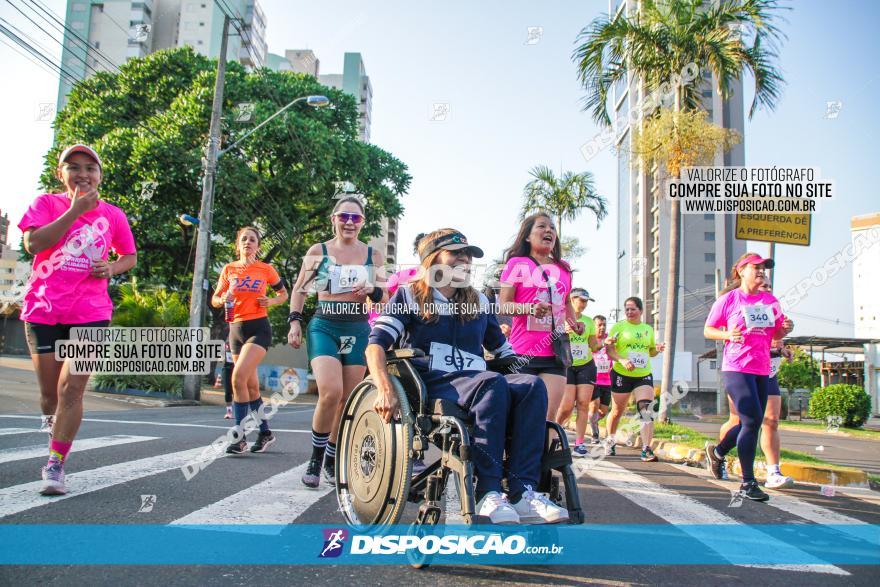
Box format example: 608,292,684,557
512,486,569,524
39,415,54,437
764,471,794,489
476,491,519,524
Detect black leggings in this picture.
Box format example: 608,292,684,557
716,372,769,483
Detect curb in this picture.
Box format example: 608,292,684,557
647,438,869,488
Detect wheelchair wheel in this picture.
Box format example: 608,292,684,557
337,375,414,527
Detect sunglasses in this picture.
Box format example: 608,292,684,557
334,212,364,224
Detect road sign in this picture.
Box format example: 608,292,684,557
735,213,811,246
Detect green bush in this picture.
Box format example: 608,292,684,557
92,280,189,396
808,384,872,428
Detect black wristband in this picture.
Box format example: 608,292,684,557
368,287,383,303
288,311,304,323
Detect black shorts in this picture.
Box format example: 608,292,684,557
592,385,612,406
611,371,654,394
566,361,597,386
229,317,272,354
25,320,111,355
768,375,780,396
518,355,567,378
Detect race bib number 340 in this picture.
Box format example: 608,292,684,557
429,342,486,373
743,303,775,329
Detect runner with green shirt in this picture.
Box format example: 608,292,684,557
556,288,600,457
604,296,665,461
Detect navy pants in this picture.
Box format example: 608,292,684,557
717,371,769,483
430,371,548,495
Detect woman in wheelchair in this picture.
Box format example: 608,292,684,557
366,229,570,524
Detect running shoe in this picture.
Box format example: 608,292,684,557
705,443,725,480
250,431,275,453
604,441,616,457
511,486,569,524
39,415,54,437
302,457,321,489
226,438,248,454
590,435,601,445
322,456,336,485
224,407,233,420
572,443,589,458
641,447,658,462
476,491,519,524
741,480,770,502
40,457,66,495
764,471,794,489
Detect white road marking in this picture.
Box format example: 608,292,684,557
0,414,309,433
584,459,849,575
0,428,42,436
169,461,334,533
0,446,226,519
0,435,158,465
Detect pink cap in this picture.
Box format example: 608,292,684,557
736,254,775,269
58,144,102,168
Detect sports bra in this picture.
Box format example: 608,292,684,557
315,242,373,293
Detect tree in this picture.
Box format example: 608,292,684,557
778,346,820,417
573,0,787,422
42,47,411,294
561,236,588,263
520,165,608,240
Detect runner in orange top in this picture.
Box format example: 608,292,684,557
211,227,288,455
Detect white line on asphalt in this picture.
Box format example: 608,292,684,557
0,428,42,436
444,472,464,524
667,462,872,542
0,435,159,465
0,446,226,519
583,459,849,575
170,461,334,532
0,415,309,433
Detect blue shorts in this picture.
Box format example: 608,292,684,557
768,375,780,396
307,317,370,366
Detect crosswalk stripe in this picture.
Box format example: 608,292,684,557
0,415,310,434
584,459,849,575
0,446,223,519
170,461,334,532
0,435,159,465
667,462,873,542
0,428,41,436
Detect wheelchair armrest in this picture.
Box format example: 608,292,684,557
486,354,522,374
386,348,426,361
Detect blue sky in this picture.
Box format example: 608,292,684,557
1,0,877,343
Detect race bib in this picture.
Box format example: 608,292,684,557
595,354,611,373
527,314,552,332
770,356,783,378
429,342,486,373
329,265,369,294
743,303,775,329
571,343,589,361
629,351,649,369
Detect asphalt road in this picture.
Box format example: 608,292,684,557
1,359,878,586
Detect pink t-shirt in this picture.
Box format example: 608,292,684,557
368,266,420,326
705,288,786,376
18,193,136,325
593,335,613,386
500,256,572,357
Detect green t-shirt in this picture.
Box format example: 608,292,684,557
569,315,596,366
609,320,655,377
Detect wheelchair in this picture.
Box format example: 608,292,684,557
335,348,586,530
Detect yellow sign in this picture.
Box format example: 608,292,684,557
735,214,811,246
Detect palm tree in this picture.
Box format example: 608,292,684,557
521,165,608,240
573,0,787,421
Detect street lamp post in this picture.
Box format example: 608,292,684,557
182,90,330,400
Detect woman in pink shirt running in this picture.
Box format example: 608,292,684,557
18,144,137,496
499,212,584,420
703,252,792,502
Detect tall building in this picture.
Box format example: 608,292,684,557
852,213,880,339
610,0,746,389
56,0,267,110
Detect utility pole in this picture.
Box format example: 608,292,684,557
183,15,230,401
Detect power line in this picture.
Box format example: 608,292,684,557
0,21,80,86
